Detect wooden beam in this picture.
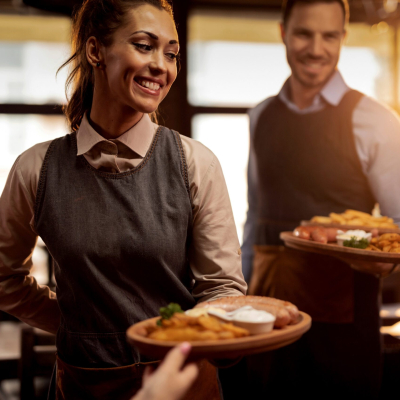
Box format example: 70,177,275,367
191,106,248,115
158,0,191,137
0,104,63,115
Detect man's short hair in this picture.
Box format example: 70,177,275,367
282,0,349,26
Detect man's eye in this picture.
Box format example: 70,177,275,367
296,32,309,38
133,43,152,51
325,35,338,40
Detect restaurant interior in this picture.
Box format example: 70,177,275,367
1,0,400,398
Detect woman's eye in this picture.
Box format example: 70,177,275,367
166,53,179,61
133,43,152,51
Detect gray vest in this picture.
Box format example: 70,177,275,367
35,127,196,368
251,90,380,328
253,90,375,246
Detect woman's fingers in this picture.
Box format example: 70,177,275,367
158,342,192,373
142,365,155,384
180,363,199,385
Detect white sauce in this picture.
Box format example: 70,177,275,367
336,229,372,246
336,229,371,240
232,308,275,323
185,307,226,317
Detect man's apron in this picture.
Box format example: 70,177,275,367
246,90,382,397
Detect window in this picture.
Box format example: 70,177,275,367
0,114,68,191
0,13,71,193
192,114,249,241
0,13,71,285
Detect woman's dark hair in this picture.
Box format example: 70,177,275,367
58,0,174,131
282,0,349,27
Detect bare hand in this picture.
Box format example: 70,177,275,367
335,256,397,277
132,342,199,400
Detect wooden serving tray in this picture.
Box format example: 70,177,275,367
301,220,400,234
126,312,311,360
280,231,400,263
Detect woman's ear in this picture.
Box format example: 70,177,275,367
280,22,286,45
86,36,103,68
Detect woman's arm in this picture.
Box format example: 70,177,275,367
0,144,60,334
181,136,247,303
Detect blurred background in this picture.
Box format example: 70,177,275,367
2,0,400,243
1,0,400,398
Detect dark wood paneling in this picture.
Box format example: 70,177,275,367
0,104,63,115
157,0,191,136
191,106,249,115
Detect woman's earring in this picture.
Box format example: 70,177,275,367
96,62,100,67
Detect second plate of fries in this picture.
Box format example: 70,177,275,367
126,311,311,360
302,208,399,233
280,231,400,263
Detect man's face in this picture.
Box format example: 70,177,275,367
281,2,346,90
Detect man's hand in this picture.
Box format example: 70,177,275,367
132,342,199,400
336,256,398,277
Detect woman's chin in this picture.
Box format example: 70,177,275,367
130,102,159,115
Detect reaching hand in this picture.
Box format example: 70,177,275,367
132,342,199,400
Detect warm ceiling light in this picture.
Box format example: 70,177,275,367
380,309,390,317
384,0,398,14
381,321,400,337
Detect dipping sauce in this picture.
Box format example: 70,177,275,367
186,307,226,317
336,230,372,246
232,308,275,323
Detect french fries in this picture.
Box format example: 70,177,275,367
311,208,398,229
147,312,250,342
367,233,400,253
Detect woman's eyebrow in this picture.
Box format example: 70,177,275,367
131,30,178,45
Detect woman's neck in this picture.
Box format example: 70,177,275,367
89,101,143,140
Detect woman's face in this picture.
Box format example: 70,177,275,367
98,5,179,114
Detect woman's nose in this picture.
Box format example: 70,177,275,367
149,52,167,74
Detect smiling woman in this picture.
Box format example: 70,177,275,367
60,0,177,134
0,1,247,399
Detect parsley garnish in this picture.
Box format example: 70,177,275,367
343,236,369,249
156,303,183,326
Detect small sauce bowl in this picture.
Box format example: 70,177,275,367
208,306,276,335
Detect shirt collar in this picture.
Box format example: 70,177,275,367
320,70,350,106
278,70,350,109
76,113,156,157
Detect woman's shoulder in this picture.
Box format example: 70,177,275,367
179,134,216,166
17,140,54,198
18,140,54,173
177,134,224,200
178,134,220,176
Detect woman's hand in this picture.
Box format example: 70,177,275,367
132,342,199,400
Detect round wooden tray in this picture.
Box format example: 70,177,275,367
280,231,400,263
301,220,400,234
126,312,311,360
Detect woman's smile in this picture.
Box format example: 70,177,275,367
95,4,179,116
133,76,165,96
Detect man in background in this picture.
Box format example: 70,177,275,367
241,0,400,398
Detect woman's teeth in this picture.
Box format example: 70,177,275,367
138,80,160,90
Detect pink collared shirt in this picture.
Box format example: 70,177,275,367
77,114,156,172
0,114,247,334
